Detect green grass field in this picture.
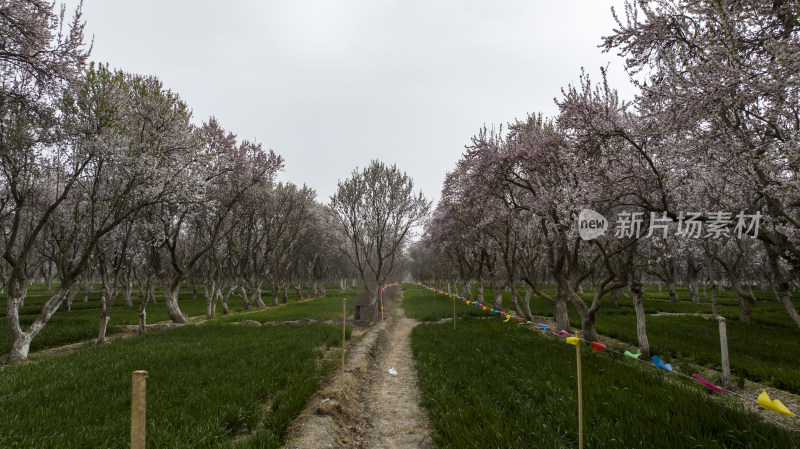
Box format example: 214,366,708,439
0,283,342,357
410,317,800,449
210,289,357,324
0,323,346,449
411,284,800,395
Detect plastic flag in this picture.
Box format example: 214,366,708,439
691,374,724,392
651,355,673,372
624,350,641,359
591,342,607,353
758,391,796,417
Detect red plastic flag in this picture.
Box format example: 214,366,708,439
591,342,607,353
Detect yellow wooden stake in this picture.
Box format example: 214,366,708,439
453,295,456,330
575,330,583,449
342,298,346,384
131,370,147,449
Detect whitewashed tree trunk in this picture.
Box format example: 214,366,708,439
521,287,533,321
463,280,473,300
4,284,70,362
162,283,188,324
251,283,265,308
717,317,732,388
122,278,133,307
631,280,650,357
97,287,115,345
204,280,217,319
271,283,280,306
138,295,148,336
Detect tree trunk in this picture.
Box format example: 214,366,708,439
775,283,800,327
711,282,719,318
250,285,264,309
687,257,701,304
295,284,305,300
477,280,485,302
521,287,533,321
667,281,679,302
631,279,650,357
204,280,217,319
63,289,79,312
282,285,289,304
736,286,756,323
162,282,188,324
510,285,524,317
464,281,473,300
239,285,250,310
97,291,111,345
553,287,570,331
272,283,280,306
4,284,70,362
138,295,149,336
609,287,621,307
492,288,503,309
43,261,55,291
254,282,266,307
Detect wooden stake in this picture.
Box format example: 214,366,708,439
131,370,147,449
453,294,456,330
576,331,583,449
380,289,384,322
342,298,347,384
717,316,731,388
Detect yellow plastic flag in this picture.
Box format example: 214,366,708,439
758,391,796,417
503,315,512,323
566,337,580,345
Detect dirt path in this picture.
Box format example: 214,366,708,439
358,309,433,449
282,308,434,449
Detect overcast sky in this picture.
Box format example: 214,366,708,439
65,0,637,206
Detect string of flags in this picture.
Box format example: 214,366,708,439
379,282,401,294
414,282,797,420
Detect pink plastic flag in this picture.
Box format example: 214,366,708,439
691,374,724,392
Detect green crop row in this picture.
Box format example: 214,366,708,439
0,323,346,448
410,318,799,448
406,285,800,395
